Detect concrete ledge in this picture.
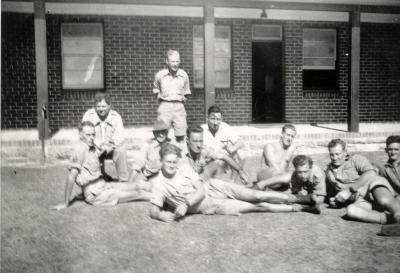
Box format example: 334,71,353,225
1,122,399,166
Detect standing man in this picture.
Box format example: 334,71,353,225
253,124,297,190
82,92,129,182
153,49,191,143
325,139,400,227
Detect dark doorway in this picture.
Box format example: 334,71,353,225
252,42,283,123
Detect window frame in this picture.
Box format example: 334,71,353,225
61,22,105,90
302,28,337,70
302,27,339,91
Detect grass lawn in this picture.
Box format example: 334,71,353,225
1,151,400,273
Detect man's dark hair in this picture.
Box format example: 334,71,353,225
160,143,182,159
94,92,111,105
207,105,222,116
292,155,313,168
386,135,400,147
282,124,296,133
328,138,346,150
187,124,203,138
79,121,95,132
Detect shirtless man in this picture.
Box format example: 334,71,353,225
253,124,297,190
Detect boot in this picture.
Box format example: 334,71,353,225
380,223,400,236
292,204,321,214
288,194,317,205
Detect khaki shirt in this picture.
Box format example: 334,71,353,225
326,154,374,192
291,165,326,196
150,165,201,209
153,68,191,101
69,142,106,196
82,108,125,148
378,161,400,194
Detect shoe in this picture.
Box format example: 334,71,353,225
380,223,400,236
289,194,316,205
301,204,321,215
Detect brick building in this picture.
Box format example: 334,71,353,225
2,0,400,137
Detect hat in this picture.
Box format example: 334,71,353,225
144,160,162,174
153,119,169,131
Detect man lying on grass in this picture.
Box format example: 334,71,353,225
149,143,320,223
51,121,151,210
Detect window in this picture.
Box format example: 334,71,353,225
193,25,231,88
302,28,338,90
61,23,104,89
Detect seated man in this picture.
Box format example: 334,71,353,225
290,155,326,212
50,121,150,210
253,124,297,191
182,124,250,183
201,105,246,182
376,136,400,235
82,92,129,182
325,139,400,227
129,119,170,183
149,144,320,223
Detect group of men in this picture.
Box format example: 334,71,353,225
52,49,400,235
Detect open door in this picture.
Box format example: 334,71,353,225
251,25,283,123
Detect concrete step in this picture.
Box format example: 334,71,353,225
1,122,399,165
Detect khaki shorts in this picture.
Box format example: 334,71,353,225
157,101,187,137
84,179,119,206
357,175,395,202
190,179,253,215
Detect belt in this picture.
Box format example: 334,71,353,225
159,99,184,103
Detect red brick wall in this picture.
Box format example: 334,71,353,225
1,13,37,128
283,21,350,123
1,12,399,130
360,23,400,121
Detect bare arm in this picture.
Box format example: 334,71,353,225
351,170,376,191
50,169,80,210
174,178,206,218
149,204,177,223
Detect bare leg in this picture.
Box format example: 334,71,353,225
372,186,400,223
255,172,292,190
112,146,130,182
346,201,387,224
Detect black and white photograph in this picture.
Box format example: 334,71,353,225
1,0,400,272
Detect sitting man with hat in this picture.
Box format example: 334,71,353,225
129,119,171,185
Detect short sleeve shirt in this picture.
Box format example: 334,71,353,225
153,68,191,101
326,154,374,191
150,165,201,208
378,161,400,194
180,145,217,174
69,142,102,186
291,165,327,196
82,108,125,147
201,122,240,154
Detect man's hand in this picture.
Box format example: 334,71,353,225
49,203,68,211
159,211,177,223
175,203,188,218
335,189,353,204
239,170,251,184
